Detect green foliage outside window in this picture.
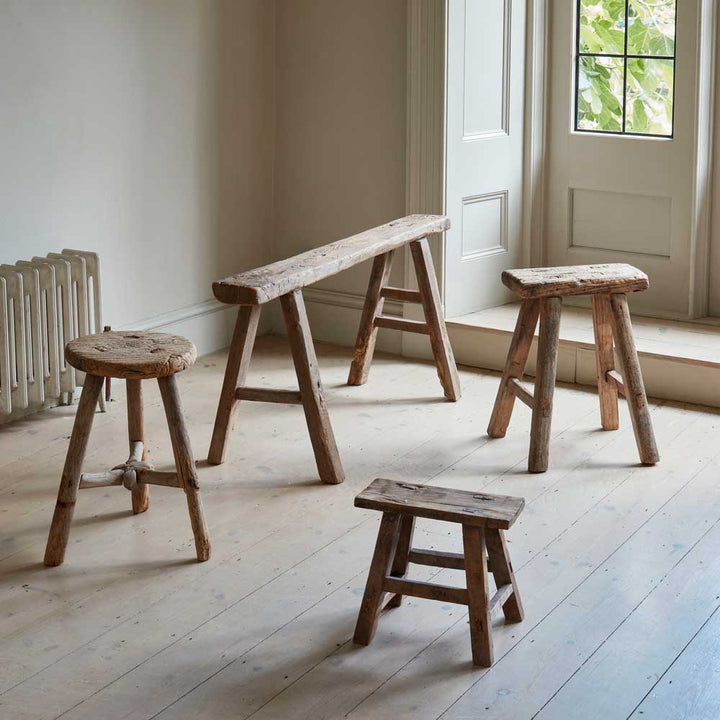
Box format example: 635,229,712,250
576,0,676,136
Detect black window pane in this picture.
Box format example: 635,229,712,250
625,58,674,135
579,0,626,55
627,0,675,57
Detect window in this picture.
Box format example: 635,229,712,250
575,0,676,137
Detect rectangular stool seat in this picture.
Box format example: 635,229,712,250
502,263,648,298
355,478,524,529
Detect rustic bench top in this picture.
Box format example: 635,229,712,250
213,214,450,305
502,263,649,299
355,478,524,529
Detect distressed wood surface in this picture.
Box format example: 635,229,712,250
355,478,524,530
43,374,104,566
158,374,211,562
592,293,620,430
386,515,415,608
280,290,344,485
486,527,524,623
463,525,494,666
126,379,149,514
609,293,660,465
502,263,649,299
213,215,450,305
528,297,563,473
66,331,196,380
487,299,540,438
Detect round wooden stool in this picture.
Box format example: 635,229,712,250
488,263,660,473
44,331,210,566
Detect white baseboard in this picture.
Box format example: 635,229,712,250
119,299,265,356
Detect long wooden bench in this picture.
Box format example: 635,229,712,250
208,214,461,484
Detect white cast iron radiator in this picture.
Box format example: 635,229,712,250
0,250,104,423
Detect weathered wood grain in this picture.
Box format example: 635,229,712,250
207,305,261,465
410,237,462,401
487,299,540,438
353,512,401,646
609,293,660,465
592,293,620,430
44,374,104,566
126,379,149,514
502,263,649,299
463,525,493,666
355,478,524,530
213,215,450,305
280,290,344,485
66,331,196,380
386,515,415,608
485,527,524,623
528,297,562,473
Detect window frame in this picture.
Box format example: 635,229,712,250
573,0,677,139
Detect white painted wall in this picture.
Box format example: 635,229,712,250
272,0,408,350
0,0,276,354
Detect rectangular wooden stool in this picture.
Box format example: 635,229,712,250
208,215,461,485
353,478,524,667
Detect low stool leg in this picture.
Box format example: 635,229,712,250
387,515,416,608
591,294,619,430
353,512,401,645
462,525,493,667
348,252,394,386
158,375,211,562
44,374,104,566
609,293,659,464
127,379,149,514
485,528,524,622
488,299,541,438
528,297,562,473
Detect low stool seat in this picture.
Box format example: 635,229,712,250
502,263,649,299
65,331,196,380
353,478,525,667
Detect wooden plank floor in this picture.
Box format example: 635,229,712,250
1,335,719,720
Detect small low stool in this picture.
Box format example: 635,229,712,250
488,263,660,473
44,331,211,566
353,478,524,667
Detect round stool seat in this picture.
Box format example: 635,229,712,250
66,331,197,380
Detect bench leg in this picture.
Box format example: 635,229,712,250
348,251,394,386
485,528,524,623
488,299,541,438
208,305,261,465
159,375,211,562
44,374,104,566
280,289,345,485
410,238,461,401
591,294,619,431
462,525,493,667
127,379,149,514
386,515,416,608
354,512,401,645
609,293,659,465
529,296,562,473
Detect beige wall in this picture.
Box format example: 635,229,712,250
0,0,275,353
0,0,408,353
272,0,408,347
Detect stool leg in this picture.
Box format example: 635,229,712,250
462,525,493,667
609,293,659,464
410,238,461,401
348,251,394,386
528,297,562,473
354,512,401,645
44,374,104,567
485,528,524,623
208,304,261,465
280,289,344,485
158,375,211,562
386,515,416,608
591,294,619,430
127,379,149,514
488,299,541,438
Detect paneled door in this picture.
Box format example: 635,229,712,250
443,0,527,317
544,0,706,318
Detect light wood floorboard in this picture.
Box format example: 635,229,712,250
1,336,718,720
